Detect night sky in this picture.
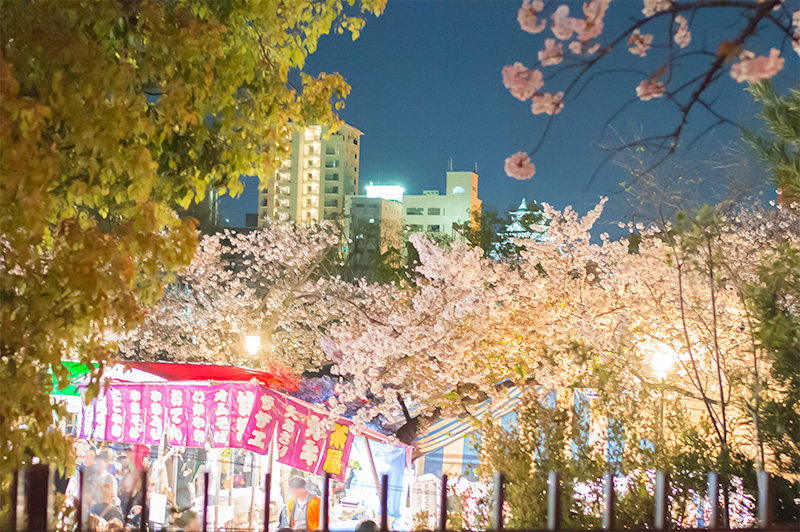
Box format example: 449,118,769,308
221,0,800,232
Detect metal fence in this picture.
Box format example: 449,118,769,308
5,466,787,532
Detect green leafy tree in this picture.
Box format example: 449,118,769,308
746,243,800,475
745,82,800,205
0,0,384,489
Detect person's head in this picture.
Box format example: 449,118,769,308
106,519,124,532
178,511,201,532
355,520,378,532
101,483,115,505
85,448,96,468
95,451,109,472
288,476,309,501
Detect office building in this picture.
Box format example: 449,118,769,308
343,196,404,275
402,171,481,237
257,123,362,226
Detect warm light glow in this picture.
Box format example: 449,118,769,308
365,184,404,202
648,342,676,379
245,335,261,356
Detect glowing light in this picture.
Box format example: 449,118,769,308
648,342,676,379
245,335,261,356
365,184,404,202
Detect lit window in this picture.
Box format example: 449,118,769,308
452,186,466,194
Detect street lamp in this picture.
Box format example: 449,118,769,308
651,343,676,379
245,334,261,356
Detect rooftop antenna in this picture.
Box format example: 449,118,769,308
448,158,453,172
474,161,478,173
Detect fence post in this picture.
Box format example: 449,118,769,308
263,473,271,532
202,471,210,532
321,472,330,532
139,469,148,532
26,465,49,532
379,474,389,532
491,472,505,531
11,469,18,532
757,470,772,530
75,469,84,532
438,474,448,532
654,471,669,531
602,472,615,530
707,472,720,531
547,471,561,532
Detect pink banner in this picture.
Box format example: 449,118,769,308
186,388,209,448
242,388,284,454
121,385,145,444
229,384,257,448
276,399,306,466
166,386,189,446
92,389,107,441
142,385,166,445
315,420,355,481
207,385,232,448
79,399,94,440
288,408,329,473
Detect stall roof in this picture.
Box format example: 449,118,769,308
105,361,299,391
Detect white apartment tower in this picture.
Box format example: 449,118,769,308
402,171,481,237
258,123,363,225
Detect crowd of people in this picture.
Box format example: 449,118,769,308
57,428,379,532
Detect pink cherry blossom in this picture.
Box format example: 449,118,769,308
531,91,565,115
569,41,583,54
551,5,578,40
505,151,536,180
642,0,672,17
539,39,564,66
730,48,785,83
674,15,691,48
502,62,545,101
587,43,600,55
575,0,610,42
636,78,665,101
628,29,653,57
792,10,800,57
517,0,546,34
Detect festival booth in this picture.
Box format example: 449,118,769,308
67,361,412,531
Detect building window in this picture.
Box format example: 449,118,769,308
452,186,466,194
353,138,358,146
427,225,440,233
325,173,339,181
408,224,423,232
325,186,339,194
324,199,339,207
427,207,441,215
406,207,424,215
326,147,340,155
325,159,339,168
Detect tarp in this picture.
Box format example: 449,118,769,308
51,361,93,396
108,361,298,391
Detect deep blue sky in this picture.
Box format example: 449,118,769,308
221,0,800,230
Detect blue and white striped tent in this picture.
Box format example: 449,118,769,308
412,388,599,479
412,387,523,479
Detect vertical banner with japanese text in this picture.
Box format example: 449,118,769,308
166,386,189,446
121,385,145,444
242,387,284,454
142,385,166,446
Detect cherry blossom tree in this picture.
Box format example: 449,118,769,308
502,0,800,181
117,221,385,376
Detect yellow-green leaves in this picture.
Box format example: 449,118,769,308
1,0,383,481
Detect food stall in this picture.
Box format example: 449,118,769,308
67,361,411,531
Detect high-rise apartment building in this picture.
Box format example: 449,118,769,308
257,123,362,226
